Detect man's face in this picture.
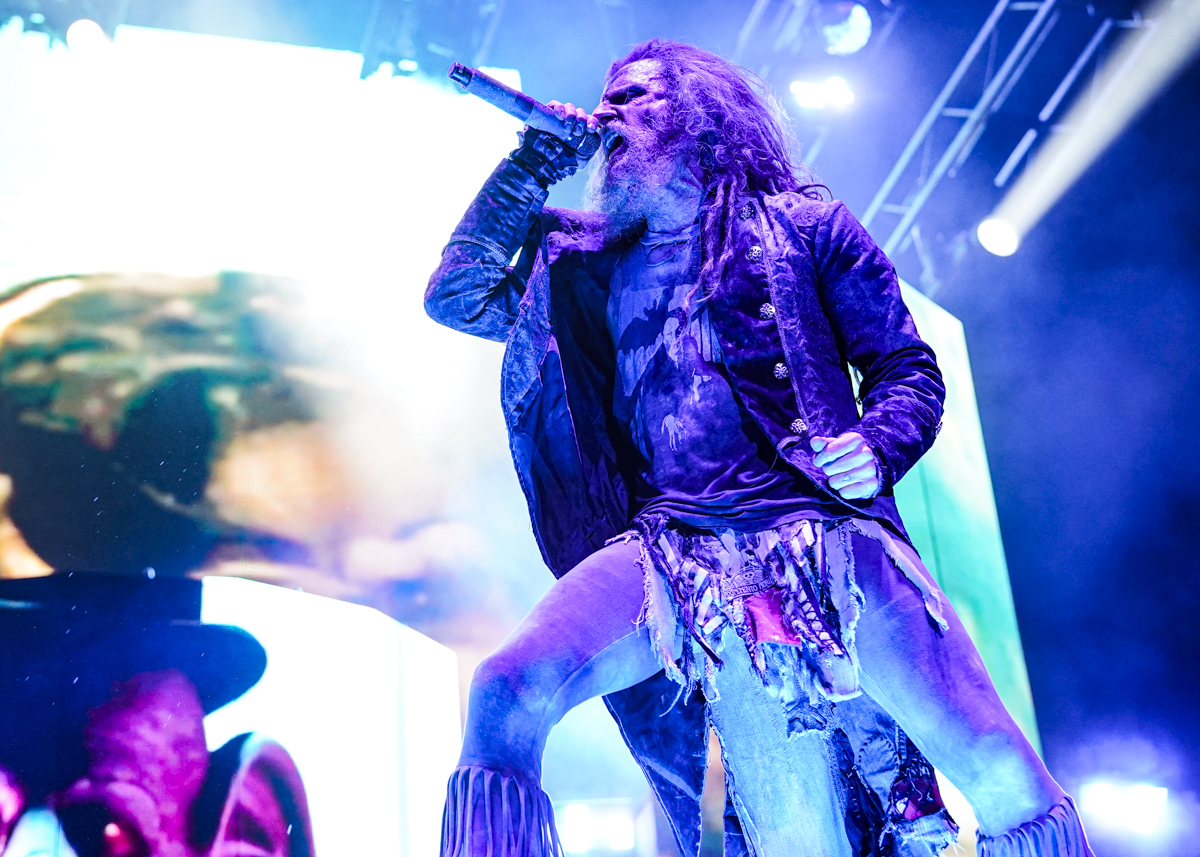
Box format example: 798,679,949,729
586,59,691,226
592,59,676,175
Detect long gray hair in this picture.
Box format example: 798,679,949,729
607,40,826,300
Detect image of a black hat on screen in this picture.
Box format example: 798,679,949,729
0,574,314,857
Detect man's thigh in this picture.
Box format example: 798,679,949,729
462,537,668,764
848,529,1057,834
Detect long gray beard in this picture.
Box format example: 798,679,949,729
583,145,689,238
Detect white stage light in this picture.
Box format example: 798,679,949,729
65,19,108,55
989,0,1200,247
977,217,1019,256
790,76,855,110
1079,781,1169,835
823,3,873,55
825,76,855,107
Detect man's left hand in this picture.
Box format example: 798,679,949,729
810,432,880,500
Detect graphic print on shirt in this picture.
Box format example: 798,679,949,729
607,225,828,529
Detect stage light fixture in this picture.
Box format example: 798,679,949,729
790,76,855,110
1079,781,1169,835
977,217,1019,257
65,18,108,54
821,2,872,55
986,0,1200,254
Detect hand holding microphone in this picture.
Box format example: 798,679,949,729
448,63,600,187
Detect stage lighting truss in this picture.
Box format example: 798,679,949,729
0,0,121,44
860,0,1157,283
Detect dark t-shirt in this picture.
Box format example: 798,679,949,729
607,224,838,531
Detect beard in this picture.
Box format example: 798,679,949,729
584,127,693,237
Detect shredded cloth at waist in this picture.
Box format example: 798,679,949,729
612,513,949,702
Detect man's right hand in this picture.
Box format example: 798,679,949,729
509,102,599,189
545,101,600,137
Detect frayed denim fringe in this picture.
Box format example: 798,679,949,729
617,514,948,705
441,766,563,857
977,797,1094,857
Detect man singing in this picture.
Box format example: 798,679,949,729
426,39,1091,857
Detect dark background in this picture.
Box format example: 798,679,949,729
14,0,1199,847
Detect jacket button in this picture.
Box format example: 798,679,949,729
773,362,789,379
790,418,807,435
738,203,754,220
759,302,775,320
747,245,764,262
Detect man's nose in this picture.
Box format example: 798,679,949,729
592,104,618,124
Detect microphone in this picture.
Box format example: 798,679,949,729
448,63,601,159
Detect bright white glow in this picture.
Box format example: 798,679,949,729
825,76,854,107
1079,781,1169,836
397,58,418,72
790,76,854,110
823,3,873,55
201,577,462,857
976,217,1020,256
558,802,637,853
65,19,109,55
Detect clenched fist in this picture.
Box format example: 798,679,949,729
810,432,880,500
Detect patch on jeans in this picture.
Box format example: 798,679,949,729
720,557,773,601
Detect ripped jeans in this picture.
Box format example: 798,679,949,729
445,517,1090,857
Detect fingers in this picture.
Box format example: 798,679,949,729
834,475,880,500
828,461,876,491
820,446,875,476
546,101,599,135
809,431,880,499
811,432,863,468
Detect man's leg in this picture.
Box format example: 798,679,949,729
707,631,853,857
445,537,670,856
848,531,1083,847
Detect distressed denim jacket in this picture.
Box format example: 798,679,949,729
426,158,947,856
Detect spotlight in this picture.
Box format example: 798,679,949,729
987,0,1200,249
65,18,109,55
790,76,855,110
821,2,873,55
977,217,1019,256
1079,781,1169,835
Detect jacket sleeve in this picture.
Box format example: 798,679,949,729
424,158,550,342
812,201,946,492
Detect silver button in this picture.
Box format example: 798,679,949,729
773,362,789,379
738,203,754,220
790,418,807,435
759,302,775,320
747,245,763,262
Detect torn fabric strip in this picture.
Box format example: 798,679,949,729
619,513,947,703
